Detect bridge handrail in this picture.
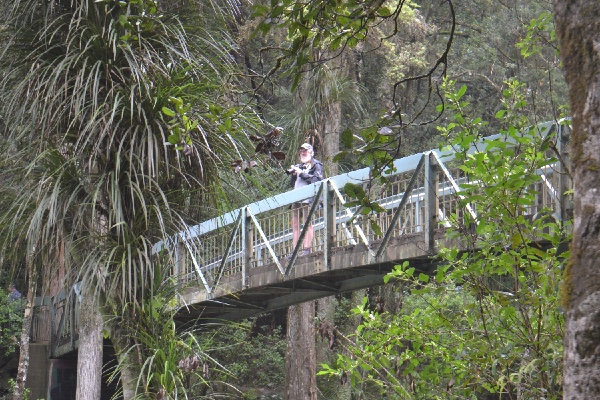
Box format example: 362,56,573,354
153,119,566,254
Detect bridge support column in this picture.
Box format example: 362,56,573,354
323,180,335,271
241,207,252,288
424,152,438,252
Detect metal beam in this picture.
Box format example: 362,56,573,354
248,208,286,275
241,207,252,288
285,183,325,275
376,154,426,259
211,211,243,291
323,180,334,271
330,180,374,255
431,151,477,221
424,152,438,252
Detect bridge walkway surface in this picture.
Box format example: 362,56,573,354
32,120,571,358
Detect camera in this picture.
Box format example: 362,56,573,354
286,163,306,174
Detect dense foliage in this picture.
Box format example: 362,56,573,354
319,82,569,398
0,290,22,357
0,0,264,397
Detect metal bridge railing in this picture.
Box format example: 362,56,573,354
31,285,80,357
155,120,571,297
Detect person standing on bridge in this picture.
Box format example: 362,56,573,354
288,143,324,257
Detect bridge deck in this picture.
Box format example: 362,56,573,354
176,232,458,323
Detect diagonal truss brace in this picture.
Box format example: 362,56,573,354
182,237,212,294
247,208,287,275
375,154,426,260
330,180,375,257
431,152,478,222
285,183,325,275
210,210,243,292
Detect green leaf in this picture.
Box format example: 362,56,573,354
370,221,383,236
333,151,347,162
256,21,271,35
435,269,444,283
418,273,429,283
341,128,354,148
118,14,129,26
344,182,366,199
330,36,342,51
161,107,176,117
371,203,386,213
377,6,392,17
312,33,322,48
250,4,270,17
343,200,360,207
167,134,179,145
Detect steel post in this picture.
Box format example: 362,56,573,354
424,152,439,252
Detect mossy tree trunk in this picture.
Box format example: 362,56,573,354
554,0,600,397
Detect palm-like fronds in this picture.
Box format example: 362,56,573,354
0,0,263,395
0,9,261,397
1,0,256,297
278,64,366,156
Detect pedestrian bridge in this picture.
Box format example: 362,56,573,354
33,120,571,357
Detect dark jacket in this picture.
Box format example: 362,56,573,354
290,158,324,188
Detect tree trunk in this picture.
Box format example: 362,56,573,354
318,100,341,176
554,1,600,398
284,302,317,400
315,298,336,364
107,319,143,400
12,269,37,400
76,290,103,400
314,68,343,397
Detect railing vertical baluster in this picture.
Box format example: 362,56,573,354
425,152,438,252
241,207,252,288
323,181,334,271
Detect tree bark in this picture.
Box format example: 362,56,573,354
284,302,317,400
318,100,341,176
76,290,103,400
554,1,600,398
12,269,37,400
107,319,143,400
315,63,341,373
